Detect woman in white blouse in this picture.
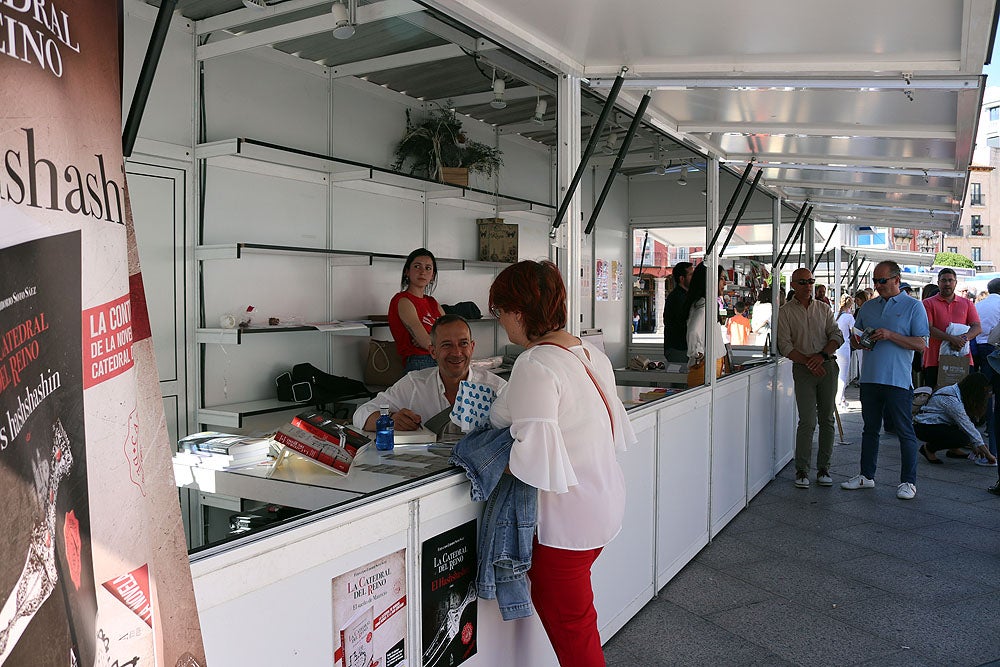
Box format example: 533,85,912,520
684,263,727,387
834,293,855,409
488,260,636,667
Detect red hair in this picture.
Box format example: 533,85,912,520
489,260,567,339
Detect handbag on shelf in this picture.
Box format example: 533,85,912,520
364,338,405,387
275,363,372,405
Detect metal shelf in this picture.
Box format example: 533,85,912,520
195,243,373,265
195,138,553,221
196,323,370,344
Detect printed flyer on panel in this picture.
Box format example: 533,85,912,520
332,550,407,667
421,521,477,667
0,1,205,666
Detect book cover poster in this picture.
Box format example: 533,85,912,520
421,521,477,667
1,0,206,664
0,234,97,665
333,549,407,667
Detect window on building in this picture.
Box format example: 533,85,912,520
972,215,983,235
991,106,1000,121
947,246,958,253
973,247,982,262
989,136,1000,148
675,247,689,261
971,182,983,206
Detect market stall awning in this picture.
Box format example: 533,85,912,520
840,245,937,267
434,0,998,234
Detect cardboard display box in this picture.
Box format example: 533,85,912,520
477,218,518,263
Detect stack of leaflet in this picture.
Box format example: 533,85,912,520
176,432,274,470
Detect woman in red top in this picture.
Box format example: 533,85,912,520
388,248,446,373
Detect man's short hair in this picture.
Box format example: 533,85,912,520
937,267,957,279
734,299,746,311
988,278,1000,295
430,314,471,343
874,260,901,277
673,261,692,279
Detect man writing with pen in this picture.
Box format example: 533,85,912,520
353,314,506,432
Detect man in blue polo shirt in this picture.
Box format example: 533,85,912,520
841,260,930,500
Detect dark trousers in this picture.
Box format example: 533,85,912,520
860,383,919,484
974,344,1000,458
913,421,973,453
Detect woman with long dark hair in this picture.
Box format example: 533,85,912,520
488,260,636,667
388,248,446,373
683,263,727,387
914,372,997,465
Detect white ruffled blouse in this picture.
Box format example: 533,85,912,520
489,340,636,550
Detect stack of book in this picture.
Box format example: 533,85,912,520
271,411,370,476
175,432,274,470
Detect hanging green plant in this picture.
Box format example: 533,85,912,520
392,104,503,182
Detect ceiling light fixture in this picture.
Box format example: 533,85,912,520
331,1,354,39
490,72,507,110
677,165,688,186
532,97,547,124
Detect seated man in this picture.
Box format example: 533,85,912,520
353,314,506,432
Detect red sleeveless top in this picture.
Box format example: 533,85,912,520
388,291,441,362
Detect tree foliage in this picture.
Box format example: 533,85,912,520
933,251,975,269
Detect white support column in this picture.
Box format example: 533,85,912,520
705,155,720,384
772,197,781,356
556,73,583,335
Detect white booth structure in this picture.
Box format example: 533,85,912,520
117,0,993,664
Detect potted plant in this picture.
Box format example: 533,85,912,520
392,104,503,186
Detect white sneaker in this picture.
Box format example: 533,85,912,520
974,456,998,467
816,471,833,486
896,482,916,499
794,474,810,489
841,474,875,490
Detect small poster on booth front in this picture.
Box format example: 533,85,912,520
421,521,477,667
332,549,407,667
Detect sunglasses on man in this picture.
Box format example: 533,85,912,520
872,273,899,285
794,279,815,285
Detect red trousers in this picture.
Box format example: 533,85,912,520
528,538,605,667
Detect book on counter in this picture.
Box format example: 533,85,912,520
271,412,371,476
175,431,275,469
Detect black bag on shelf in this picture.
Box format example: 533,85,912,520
275,363,372,404
442,301,482,319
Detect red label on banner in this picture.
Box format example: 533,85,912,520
102,564,153,627
82,294,134,388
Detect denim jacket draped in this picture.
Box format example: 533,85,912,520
451,425,537,620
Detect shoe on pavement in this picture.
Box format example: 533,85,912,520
841,474,875,490
896,482,917,500
974,456,998,467
794,473,810,489
988,481,1000,496
816,470,833,486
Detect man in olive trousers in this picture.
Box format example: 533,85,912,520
777,267,844,489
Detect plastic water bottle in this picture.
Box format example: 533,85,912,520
375,407,394,451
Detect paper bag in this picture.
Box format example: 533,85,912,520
936,354,970,389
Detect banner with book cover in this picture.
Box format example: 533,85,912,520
421,521,477,667
0,1,205,665
332,550,407,667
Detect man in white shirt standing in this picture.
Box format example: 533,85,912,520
353,314,506,432
975,278,1000,458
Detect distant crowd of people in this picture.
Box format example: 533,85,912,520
660,259,1000,501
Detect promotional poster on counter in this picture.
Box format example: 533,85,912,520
421,521,477,667
0,0,206,664
332,549,407,667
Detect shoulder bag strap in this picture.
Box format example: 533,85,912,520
535,342,614,436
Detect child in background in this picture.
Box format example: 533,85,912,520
726,300,752,346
